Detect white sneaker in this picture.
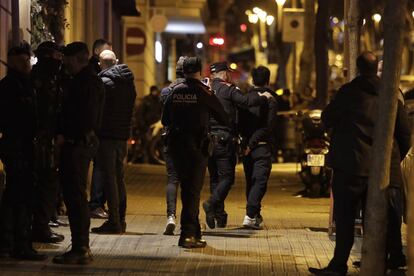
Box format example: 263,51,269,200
242,215,261,229
163,215,176,235
256,214,263,226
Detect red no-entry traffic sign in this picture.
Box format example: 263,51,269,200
126,27,146,56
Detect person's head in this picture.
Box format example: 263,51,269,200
252,66,270,87
92,39,112,57
35,41,63,61
357,51,378,76
183,56,202,79
210,61,233,81
99,49,117,70
176,56,188,78
150,85,160,97
7,46,32,75
63,42,90,75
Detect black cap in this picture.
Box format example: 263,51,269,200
183,57,202,74
7,46,31,57
35,41,62,58
210,61,233,73
63,42,89,56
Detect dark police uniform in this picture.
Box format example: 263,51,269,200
31,42,64,242
0,52,39,258
162,57,228,247
58,44,105,254
204,62,267,229
238,86,277,219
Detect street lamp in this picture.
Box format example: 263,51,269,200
266,15,275,26
372,13,381,23
275,0,286,32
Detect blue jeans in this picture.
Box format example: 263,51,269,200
89,162,105,210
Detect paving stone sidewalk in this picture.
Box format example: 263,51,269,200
0,164,406,275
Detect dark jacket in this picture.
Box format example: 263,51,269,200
162,78,229,139
32,58,63,137
209,78,266,134
237,86,277,149
98,64,136,140
60,66,105,141
0,69,36,157
160,78,185,106
322,75,411,177
0,69,36,141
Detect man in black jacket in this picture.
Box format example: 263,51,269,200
203,62,273,229
53,42,104,265
31,41,65,244
161,56,186,235
0,47,47,261
309,52,411,275
238,66,277,229
91,50,136,234
162,57,229,248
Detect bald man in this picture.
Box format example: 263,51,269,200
90,51,137,234
309,53,411,275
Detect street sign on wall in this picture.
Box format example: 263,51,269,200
282,8,305,43
126,27,147,56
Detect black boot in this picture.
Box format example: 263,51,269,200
178,236,207,248
12,247,47,261
52,247,93,265
91,221,122,234
202,201,216,229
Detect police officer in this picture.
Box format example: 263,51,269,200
203,61,273,229
162,57,228,248
161,56,187,235
53,42,104,265
0,46,47,260
238,66,277,229
31,41,65,244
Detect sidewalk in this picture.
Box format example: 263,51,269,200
0,163,396,275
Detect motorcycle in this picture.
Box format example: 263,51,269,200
298,110,331,197
127,120,166,165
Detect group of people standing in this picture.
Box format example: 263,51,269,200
160,57,277,247
0,39,136,265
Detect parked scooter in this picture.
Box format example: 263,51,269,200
127,120,165,164
298,110,331,197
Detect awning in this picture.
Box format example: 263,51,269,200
113,0,140,16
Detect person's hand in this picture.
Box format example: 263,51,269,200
258,92,273,99
55,135,65,146
244,147,251,156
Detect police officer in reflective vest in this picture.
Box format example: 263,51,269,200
202,62,273,229
162,57,228,248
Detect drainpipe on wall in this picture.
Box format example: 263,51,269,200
11,0,19,46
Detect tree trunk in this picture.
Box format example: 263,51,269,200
360,0,407,274
297,0,315,95
276,32,292,89
346,0,360,80
314,0,331,108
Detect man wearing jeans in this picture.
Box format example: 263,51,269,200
91,50,136,234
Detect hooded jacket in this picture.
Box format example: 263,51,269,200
98,64,137,140
237,86,277,149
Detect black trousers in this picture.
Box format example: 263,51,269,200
60,143,94,249
207,133,236,217
32,167,59,234
386,187,404,261
0,147,34,252
329,170,368,271
242,145,272,218
168,135,207,238
164,148,179,217
93,139,127,224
